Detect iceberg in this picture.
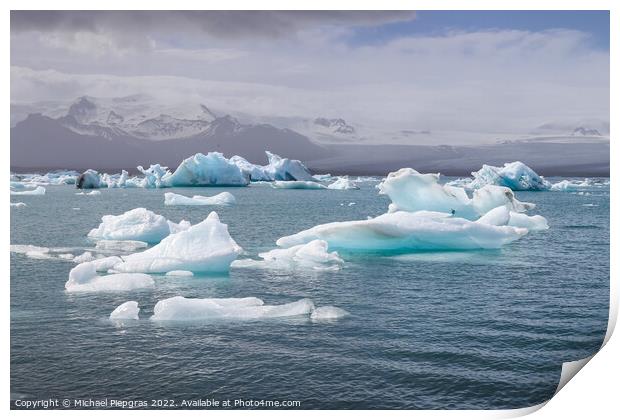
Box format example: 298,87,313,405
137,164,170,188
65,262,154,292
476,205,549,231
276,210,528,252
550,179,596,191
160,152,249,187
112,212,242,273
272,180,326,189
231,151,315,182
76,169,102,189
327,177,360,190
88,208,186,243
231,240,344,272
10,186,46,196
151,296,315,321
468,161,551,191
310,306,350,320
378,168,535,219
164,191,236,206
110,301,140,320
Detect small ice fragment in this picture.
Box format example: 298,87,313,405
110,301,140,320
311,306,350,320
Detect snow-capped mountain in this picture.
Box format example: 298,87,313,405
313,117,356,134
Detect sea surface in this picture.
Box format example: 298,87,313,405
10,177,610,409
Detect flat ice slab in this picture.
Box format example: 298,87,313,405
164,191,236,206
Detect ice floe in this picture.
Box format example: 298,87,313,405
272,180,326,189
232,240,344,272
277,210,528,252
327,177,360,190
110,301,140,320
10,185,46,196
10,244,76,261
76,190,101,196
10,202,26,207
95,240,148,252
88,208,188,243
111,212,242,273
310,306,350,320
164,191,236,206
151,296,316,321
165,270,194,277
65,262,154,292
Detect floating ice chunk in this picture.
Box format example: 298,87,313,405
468,161,551,191
10,202,26,207
164,192,236,206
95,240,148,252
76,190,101,196
471,185,535,215
476,206,548,231
165,270,194,277
161,152,249,187
110,301,140,320
112,212,242,273
151,296,315,321
76,169,102,189
232,240,344,272
313,174,333,182
91,256,123,272
11,245,52,259
17,170,79,185
550,179,596,191
73,251,96,263
231,151,315,182
10,186,46,196
507,212,549,231
276,210,528,252
137,164,170,188
65,262,154,292
327,177,360,190
88,208,174,243
311,306,350,320
272,180,326,189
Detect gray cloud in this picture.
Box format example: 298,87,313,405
11,10,416,39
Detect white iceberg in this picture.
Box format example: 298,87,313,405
327,177,360,190
468,161,551,191
88,208,185,243
231,240,344,272
110,301,140,320
65,262,154,292
276,210,528,252
151,296,315,321
231,151,315,182
164,191,236,206
160,152,249,187
378,168,535,219
272,180,326,189
112,212,242,273
476,205,549,231
10,185,46,196
137,164,170,188
311,306,350,320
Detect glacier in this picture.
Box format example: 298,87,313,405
111,212,242,274
110,301,140,320
231,240,344,272
65,262,154,292
88,208,189,243
164,191,236,206
276,210,528,252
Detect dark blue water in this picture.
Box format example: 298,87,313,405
10,178,609,409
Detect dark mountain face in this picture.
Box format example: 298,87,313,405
10,113,329,170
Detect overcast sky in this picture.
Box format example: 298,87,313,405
10,10,610,134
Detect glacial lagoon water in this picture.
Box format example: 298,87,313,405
10,178,609,409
